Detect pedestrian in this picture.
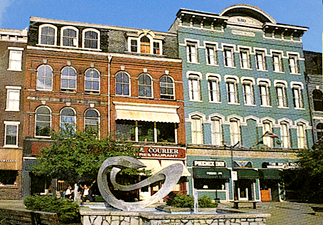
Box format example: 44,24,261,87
65,185,74,199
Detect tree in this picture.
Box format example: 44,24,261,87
31,126,141,185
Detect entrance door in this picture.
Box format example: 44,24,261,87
238,185,249,201
236,179,253,201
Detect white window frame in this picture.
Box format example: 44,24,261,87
230,119,241,146
115,71,131,96
275,82,288,108
35,106,52,138
240,48,251,69
39,24,57,46
297,123,307,149
258,81,271,107
280,122,290,148
206,44,217,65
4,121,20,148
8,48,23,71
255,50,266,71
60,107,76,132
84,68,100,93
191,116,203,144
187,41,198,63
272,52,283,72
242,80,254,105
6,86,21,111
188,74,201,101
223,47,235,67
208,76,220,103
36,65,53,91
82,28,100,50
160,75,175,99
288,54,299,74
263,121,273,147
211,117,222,146
138,73,153,98
292,84,304,109
128,35,162,55
226,78,238,104
61,26,79,48
61,66,77,91
84,108,100,137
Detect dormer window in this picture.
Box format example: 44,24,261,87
140,36,150,53
128,33,162,55
39,24,57,46
83,29,100,49
61,27,78,47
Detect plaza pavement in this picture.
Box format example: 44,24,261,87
0,200,322,224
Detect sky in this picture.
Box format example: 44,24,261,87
0,0,322,52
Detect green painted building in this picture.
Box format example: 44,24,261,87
169,4,313,202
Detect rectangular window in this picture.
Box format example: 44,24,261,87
130,39,138,52
189,76,200,101
280,123,289,148
206,44,217,65
263,122,273,147
256,51,266,70
187,42,198,63
0,170,18,185
292,86,304,108
243,82,254,105
227,80,238,104
259,83,270,106
191,117,203,144
240,49,250,69
4,122,19,147
297,124,306,149
224,47,234,67
272,53,283,72
276,85,287,107
6,87,20,111
211,118,222,146
289,55,299,74
208,78,220,102
230,120,240,146
153,42,160,54
8,50,22,71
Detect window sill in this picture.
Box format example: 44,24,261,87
3,145,18,148
5,109,20,112
228,102,240,105
206,63,219,67
189,100,203,102
240,67,253,70
290,73,301,75
34,136,51,139
295,107,305,110
277,106,289,109
7,69,22,72
84,92,100,95
61,90,77,93
209,101,222,104
256,69,268,72
224,66,236,68
187,61,200,64
244,104,257,107
36,89,53,92
260,105,272,108
115,94,131,97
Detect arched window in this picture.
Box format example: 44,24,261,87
140,36,150,53
211,117,222,146
35,106,51,137
313,90,323,111
188,74,201,101
280,122,290,148
138,73,152,97
85,68,100,93
230,118,240,146
115,72,130,96
62,27,78,47
36,65,53,91
39,25,57,46
60,107,76,133
84,109,100,134
83,29,99,49
61,67,77,91
160,75,174,99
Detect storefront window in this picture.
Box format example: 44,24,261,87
138,122,154,142
194,178,226,190
116,120,135,141
157,123,175,143
0,170,17,185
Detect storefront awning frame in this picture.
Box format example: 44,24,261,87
193,167,231,179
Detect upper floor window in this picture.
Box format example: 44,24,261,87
206,44,217,65
84,109,100,135
313,89,323,111
153,42,160,54
35,106,51,137
83,29,99,49
242,80,254,105
6,86,20,111
187,42,198,63
60,107,76,133
276,82,287,107
4,121,19,147
84,68,100,93
39,25,57,46
256,50,266,70
292,84,304,109
8,48,23,71
280,122,290,148
188,74,201,101
62,27,78,47
289,54,299,74
138,73,152,98
191,115,203,144
224,47,234,67
317,123,323,142
61,66,77,91
240,48,250,69
297,123,306,149
211,117,222,146
140,36,150,53
129,35,162,55
263,121,273,147
259,81,271,106
37,65,53,91
208,76,220,103
230,119,240,146
272,52,283,72
115,71,130,96
226,78,238,104
160,75,174,99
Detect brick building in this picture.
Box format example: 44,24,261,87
23,17,188,199
0,28,27,199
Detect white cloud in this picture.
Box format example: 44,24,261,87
0,0,13,27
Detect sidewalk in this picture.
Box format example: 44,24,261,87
0,200,25,210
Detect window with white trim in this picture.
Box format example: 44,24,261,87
206,44,217,65
226,79,238,104
188,74,201,101
83,29,99,49
187,42,198,63
84,109,100,135
191,116,203,144
289,54,299,74
40,25,56,46
140,36,150,53
129,35,162,55
224,47,234,67
61,66,77,91
62,27,78,47
211,117,222,146
313,90,323,111
35,106,51,137
36,65,53,91
84,68,100,93
60,107,76,133
272,52,283,72
160,75,174,99
242,80,254,105
256,50,266,70
276,83,287,107
292,84,304,108
230,119,240,146
138,73,152,98
115,71,130,96
297,123,306,149
240,48,250,69
263,121,273,147
259,81,271,106
280,122,290,148
4,122,19,147
8,50,22,71
208,77,220,102
6,87,20,111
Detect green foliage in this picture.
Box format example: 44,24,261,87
198,195,217,208
31,126,141,183
166,194,217,208
23,195,80,223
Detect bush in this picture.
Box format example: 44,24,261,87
198,195,217,208
167,193,218,208
24,195,80,224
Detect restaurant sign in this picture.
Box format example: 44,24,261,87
138,146,185,159
262,162,299,169
193,160,226,167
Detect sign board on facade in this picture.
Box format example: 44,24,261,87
263,162,299,169
138,146,185,159
0,149,22,170
193,160,226,167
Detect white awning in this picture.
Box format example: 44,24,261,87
138,159,162,175
160,160,191,177
114,102,180,123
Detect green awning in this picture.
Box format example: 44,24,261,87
237,169,259,179
259,169,282,180
193,167,231,179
